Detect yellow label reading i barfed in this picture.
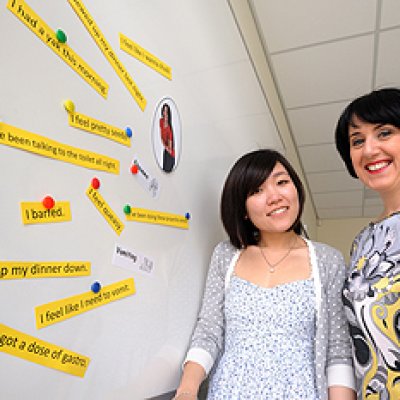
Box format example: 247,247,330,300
0,323,90,377
20,201,71,224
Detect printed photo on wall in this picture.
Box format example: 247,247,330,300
151,97,181,173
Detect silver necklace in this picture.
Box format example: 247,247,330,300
259,237,297,273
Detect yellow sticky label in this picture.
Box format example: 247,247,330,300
69,112,131,147
0,323,90,377
86,186,124,235
0,122,119,174
68,0,146,111
126,207,189,229
35,278,135,329
7,0,108,98
21,201,71,224
119,33,172,80
0,261,90,280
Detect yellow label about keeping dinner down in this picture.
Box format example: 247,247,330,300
35,278,135,329
86,186,124,235
0,122,119,174
69,111,131,147
0,261,90,280
126,207,189,229
68,0,146,110
0,323,90,377
7,0,108,98
119,33,172,80
21,201,71,225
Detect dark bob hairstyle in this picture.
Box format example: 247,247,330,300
335,88,400,178
220,149,306,249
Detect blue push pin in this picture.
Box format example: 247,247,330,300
91,281,101,293
185,212,191,220
125,127,132,138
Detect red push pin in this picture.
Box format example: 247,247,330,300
91,177,100,189
130,164,139,174
42,196,55,209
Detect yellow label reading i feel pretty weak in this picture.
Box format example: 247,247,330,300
69,111,131,147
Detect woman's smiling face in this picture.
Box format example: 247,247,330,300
349,115,400,196
245,162,299,235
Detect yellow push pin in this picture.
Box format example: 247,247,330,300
63,99,75,114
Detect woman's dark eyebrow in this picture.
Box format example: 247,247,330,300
271,171,289,178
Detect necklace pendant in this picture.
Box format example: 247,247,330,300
269,267,275,273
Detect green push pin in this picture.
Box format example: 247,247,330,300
56,29,67,44
123,204,131,215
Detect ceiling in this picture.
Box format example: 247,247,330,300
233,0,400,220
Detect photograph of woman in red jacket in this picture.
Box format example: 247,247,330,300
160,102,175,172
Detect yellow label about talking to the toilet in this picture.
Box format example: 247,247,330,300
0,323,90,377
21,201,71,224
69,112,131,147
35,278,135,329
7,0,108,98
0,122,119,174
86,186,124,235
119,33,172,80
0,261,91,280
68,0,146,110
126,207,189,229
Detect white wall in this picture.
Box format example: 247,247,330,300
0,1,299,399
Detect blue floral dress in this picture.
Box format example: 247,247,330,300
343,213,400,399
207,275,319,399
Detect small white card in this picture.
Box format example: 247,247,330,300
131,155,160,199
112,243,154,276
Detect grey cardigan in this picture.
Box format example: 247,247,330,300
185,239,355,399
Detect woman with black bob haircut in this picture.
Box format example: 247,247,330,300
335,88,400,399
220,149,305,249
174,149,355,400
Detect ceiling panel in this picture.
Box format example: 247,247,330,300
298,144,346,173
288,102,349,146
307,171,363,193
251,0,377,53
270,36,374,108
313,191,363,209
380,0,400,29
376,28,400,87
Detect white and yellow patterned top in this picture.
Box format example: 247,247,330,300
343,213,400,399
